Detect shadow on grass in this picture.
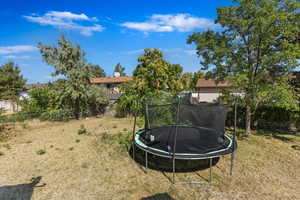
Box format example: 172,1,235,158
141,193,175,200
254,129,298,142
0,176,45,200
129,146,220,173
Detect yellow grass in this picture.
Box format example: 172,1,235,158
0,117,299,200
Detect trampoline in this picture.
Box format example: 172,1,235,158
131,97,238,184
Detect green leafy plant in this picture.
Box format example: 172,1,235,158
78,124,88,135
187,0,300,135
39,109,74,121
36,149,46,155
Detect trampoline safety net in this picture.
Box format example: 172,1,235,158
146,102,228,136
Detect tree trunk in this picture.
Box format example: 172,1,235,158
75,99,80,119
245,105,251,135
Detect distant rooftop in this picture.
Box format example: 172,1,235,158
196,78,231,88
90,77,133,84
25,83,46,90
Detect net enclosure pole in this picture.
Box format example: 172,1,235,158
172,99,181,184
132,111,137,161
145,101,150,172
209,158,212,183
230,99,237,175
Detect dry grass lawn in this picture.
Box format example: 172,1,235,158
0,116,299,200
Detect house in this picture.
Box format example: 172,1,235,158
90,73,133,93
0,83,45,112
90,75,239,102
193,78,239,102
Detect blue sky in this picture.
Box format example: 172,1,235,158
0,0,233,83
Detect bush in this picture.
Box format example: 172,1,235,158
36,149,46,155
226,105,300,130
20,85,53,114
1,112,40,123
39,109,74,121
101,132,131,153
78,124,88,135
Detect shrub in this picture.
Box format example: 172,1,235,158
226,105,300,130
101,132,131,153
1,112,40,123
78,124,88,135
39,109,74,121
36,149,46,155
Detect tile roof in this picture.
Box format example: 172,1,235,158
90,77,133,84
196,78,231,88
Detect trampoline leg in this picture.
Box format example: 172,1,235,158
209,158,212,183
145,151,148,171
132,142,135,161
172,158,176,184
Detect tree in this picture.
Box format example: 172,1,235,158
181,71,205,91
20,84,53,114
38,35,107,118
88,64,106,77
133,48,185,92
188,0,300,135
117,48,185,115
0,62,26,111
114,63,126,76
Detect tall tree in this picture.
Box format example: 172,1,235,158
134,48,184,92
88,64,106,77
114,63,126,76
181,71,205,91
0,62,26,110
117,48,185,114
188,0,300,135
38,35,107,118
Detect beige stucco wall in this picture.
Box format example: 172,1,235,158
193,87,241,102
0,100,21,112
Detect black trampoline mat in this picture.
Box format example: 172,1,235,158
138,125,231,155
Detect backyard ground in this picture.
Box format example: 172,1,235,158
0,116,299,200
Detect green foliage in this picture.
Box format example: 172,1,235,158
39,109,74,121
117,49,185,115
181,71,205,91
101,132,131,154
36,149,46,155
2,112,40,123
78,124,88,135
20,84,53,114
114,63,126,76
134,48,185,92
86,85,109,115
38,35,108,118
0,62,26,102
136,117,145,128
188,0,300,134
88,64,106,77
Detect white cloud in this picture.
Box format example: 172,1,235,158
24,11,103,36
184,50,197,55
121,49,144,55
121,14,218,33
121,48,198,57
4,55,31,59
0,45,37,54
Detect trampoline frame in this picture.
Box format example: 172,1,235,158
131,99,238,184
